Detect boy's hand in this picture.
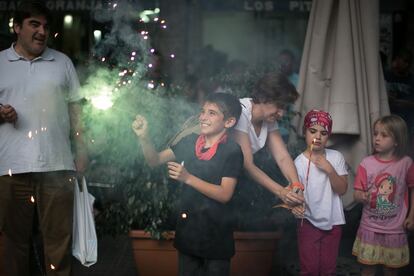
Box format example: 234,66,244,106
354,189,369,204
132,115,148,138
167,161,190,183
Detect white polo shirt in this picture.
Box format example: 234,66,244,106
234,98,278,154
0,45,81,175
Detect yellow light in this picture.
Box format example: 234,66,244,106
63,15,73,28
93,30,102,42
91,95,113,110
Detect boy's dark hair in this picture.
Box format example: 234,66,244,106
13,1,52,27
251,72,299,109
204,92,242,125
373,115,409,158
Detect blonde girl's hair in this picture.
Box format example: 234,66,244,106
373,115,409,158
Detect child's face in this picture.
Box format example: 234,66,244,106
305,124,329,151
373,122,396,156
199,102,229,137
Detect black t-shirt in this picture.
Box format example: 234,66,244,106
171,133,243,259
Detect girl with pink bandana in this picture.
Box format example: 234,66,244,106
293,109,348,275
353,115,414,275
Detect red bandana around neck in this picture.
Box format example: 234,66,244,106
195,133,228,160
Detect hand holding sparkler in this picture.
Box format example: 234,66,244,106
273,184,304,209
291,204,305,219
167,161,189,183
132,115,148,138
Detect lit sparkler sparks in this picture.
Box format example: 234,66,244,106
90,86,114,110
147,82,155,89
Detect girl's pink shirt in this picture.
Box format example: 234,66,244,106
354,155,414,233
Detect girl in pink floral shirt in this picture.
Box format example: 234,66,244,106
353,115,414,275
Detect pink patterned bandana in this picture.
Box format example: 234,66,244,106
304,109,333,135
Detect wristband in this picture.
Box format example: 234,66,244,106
290,182,304,191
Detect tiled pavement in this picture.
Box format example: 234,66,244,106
27,205,414,275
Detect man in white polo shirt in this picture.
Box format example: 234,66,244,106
0,1,87,275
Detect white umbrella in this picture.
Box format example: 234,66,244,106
293,0,390,209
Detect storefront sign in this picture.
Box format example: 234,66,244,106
0,0,104,11
201,0,312,12
243,0,312,12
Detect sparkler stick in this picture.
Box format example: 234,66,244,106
301,138,316,226
305,139,316,187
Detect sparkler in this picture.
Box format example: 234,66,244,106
305,138,316,187
300,138,316,226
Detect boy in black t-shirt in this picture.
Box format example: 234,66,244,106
132,92,243,276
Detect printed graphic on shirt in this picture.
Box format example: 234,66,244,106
369,172,397,215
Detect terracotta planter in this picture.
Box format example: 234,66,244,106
129,230,281,276
231,231,281,276
129,230,178,276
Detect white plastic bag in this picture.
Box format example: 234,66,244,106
72,177,98,267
